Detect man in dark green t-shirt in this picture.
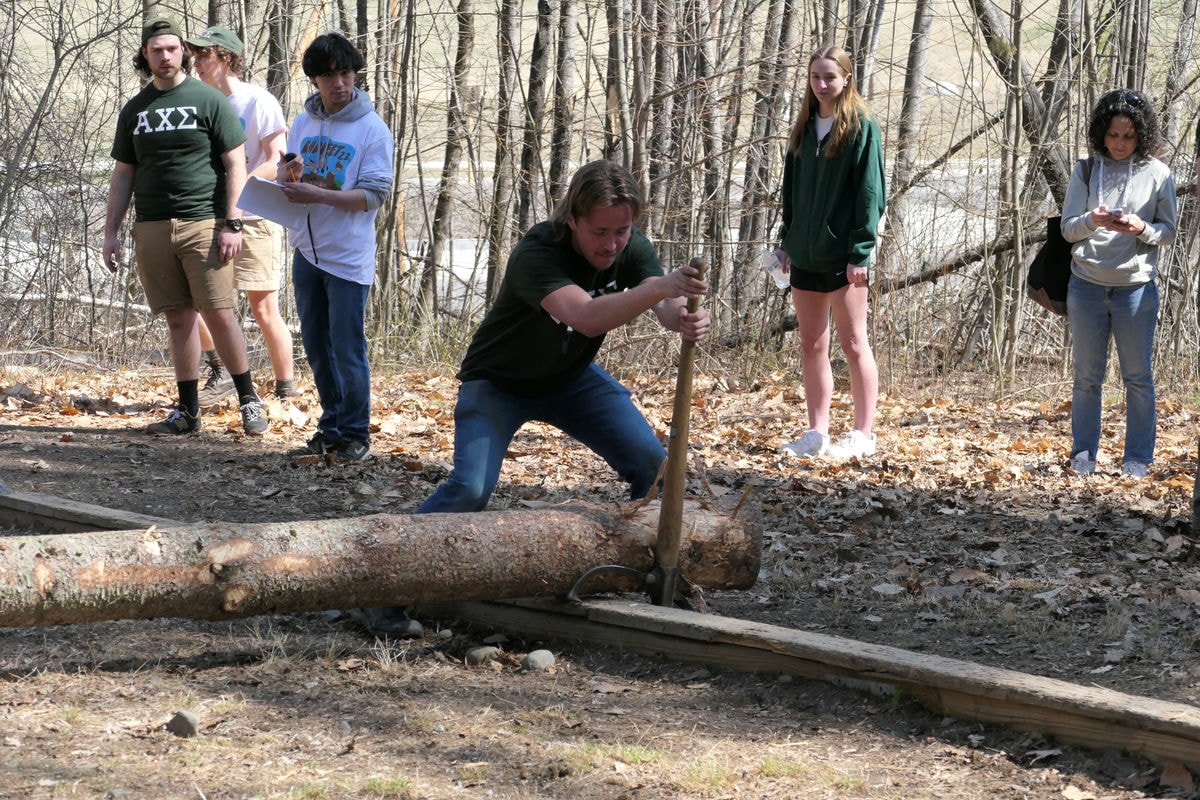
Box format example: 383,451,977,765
416,160,710,514
101,17,267,437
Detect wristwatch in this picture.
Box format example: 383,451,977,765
224,218,244,233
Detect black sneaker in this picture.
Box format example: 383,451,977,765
328,438,370,464
290,432,330,457
147,407,200,435
197,360,235,404
240,396,269,435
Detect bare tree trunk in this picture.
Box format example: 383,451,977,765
967,0,1073,200
547,0,578,202
1162,0,1197,141
516,1,553,233
645,0,677,227
603,0,631,164
734,0,792,308
417,0,473,320
264,0,292,113
629,0,653,193
694,0,727,299
0,501,761,627
484,0,521,300
882,0,933,241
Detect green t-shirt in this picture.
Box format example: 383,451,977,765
458,220,662,396
110,76,247,221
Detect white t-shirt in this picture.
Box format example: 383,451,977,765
228,82,287,220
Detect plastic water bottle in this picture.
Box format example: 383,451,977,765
762,249,789,289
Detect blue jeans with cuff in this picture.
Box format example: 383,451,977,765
292,250,371,446
1067,276,1158,466
416,363,665,513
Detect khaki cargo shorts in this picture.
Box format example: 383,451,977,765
132,219,235,314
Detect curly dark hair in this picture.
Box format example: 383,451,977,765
1086,90,1162,159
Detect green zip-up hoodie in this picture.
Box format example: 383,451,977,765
778,111,886,273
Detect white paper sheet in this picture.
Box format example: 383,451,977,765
237,176,308,230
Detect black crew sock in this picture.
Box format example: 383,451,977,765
231,370,258,402
178,380,200,417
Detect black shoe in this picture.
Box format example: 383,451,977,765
147,407,201,435
348,607,423,638
290,431,330,457
197,361,235,404
328,438,370,464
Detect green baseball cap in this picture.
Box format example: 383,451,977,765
141,17,185,47
186,25,244,54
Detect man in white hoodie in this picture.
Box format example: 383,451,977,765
275,33,410,639
275,33,393,465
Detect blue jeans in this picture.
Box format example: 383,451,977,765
292,250,371,444
1067,276,1158,465
416,363,666,513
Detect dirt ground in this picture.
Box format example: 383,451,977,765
2,361,1199,799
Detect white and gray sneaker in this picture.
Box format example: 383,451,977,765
1121,460,1149,478
779,429,829,457
1070,451,1096,475
827,429,877,459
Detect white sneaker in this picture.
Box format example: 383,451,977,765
827,429,877,459
779,429,829,457
1121,460,1149,478
1070,451,1096,475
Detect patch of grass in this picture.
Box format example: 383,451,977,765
676,755,737,793
455,762,489,783
362,776,415,798
758,754,809,778
286,785,329,799
554,740,666,775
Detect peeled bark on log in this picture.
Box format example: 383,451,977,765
0,500,759,628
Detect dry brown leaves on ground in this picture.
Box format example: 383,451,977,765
1,363,1199,799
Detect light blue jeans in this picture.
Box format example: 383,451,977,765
292,250,371,445
415,363,666,513
1066,276,1158,465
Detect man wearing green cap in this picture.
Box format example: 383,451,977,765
185,24,296,404
102,17,268,437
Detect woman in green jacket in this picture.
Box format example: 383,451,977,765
776,45,886,460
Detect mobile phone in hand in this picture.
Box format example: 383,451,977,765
1110,208,1124,218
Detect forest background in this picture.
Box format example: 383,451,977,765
3,0,1200,393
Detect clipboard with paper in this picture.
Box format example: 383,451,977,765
237,176,308,230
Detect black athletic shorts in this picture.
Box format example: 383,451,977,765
790,266,850,293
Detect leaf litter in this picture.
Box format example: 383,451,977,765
1,364,1198,798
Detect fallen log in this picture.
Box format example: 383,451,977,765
0,499,760,627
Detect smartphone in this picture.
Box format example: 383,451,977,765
1110,208,1124,218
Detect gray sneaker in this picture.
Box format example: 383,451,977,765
1070,451,1096,475
147,407,200,435
328,438,370,464
198,360,235,404
1121,460,1149,478
240,396,269,435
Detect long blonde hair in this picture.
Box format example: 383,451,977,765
787,46,870,158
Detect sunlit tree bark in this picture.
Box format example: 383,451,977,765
547,0,577,201
484,0,521,300
516,0,552,233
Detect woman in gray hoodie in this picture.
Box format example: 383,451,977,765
1060,90,1176,478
